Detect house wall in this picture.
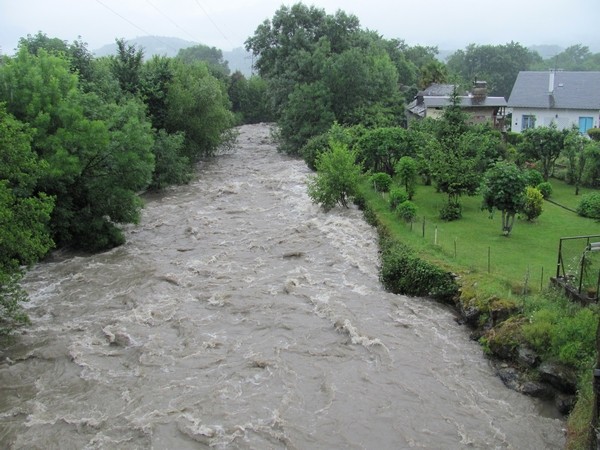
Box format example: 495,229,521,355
511,107,600,132
427,107,499,125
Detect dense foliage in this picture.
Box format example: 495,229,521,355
307,141,362,211
245,3,427,154
0,33,236,333
379,236,458,301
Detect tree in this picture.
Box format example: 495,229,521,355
0,105,55,334
111,38,144,96
431,87,481,219
177,44,230,79
481,161,527,236
0,47,156,250
394,156,418,199
563,129,588,194
446,42,542,98
245,4,406,153
307,141,362,211
277,81,335,154
165,60,235,159
355,127,411,175
518,125,566,181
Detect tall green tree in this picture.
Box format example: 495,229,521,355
111,38,144,96
447,42,542,98
177,44,230,79
165,60,235,159
431,88,480,219
518,125,566,181
481,161,527,236
0,105,55,334
0,47,155,250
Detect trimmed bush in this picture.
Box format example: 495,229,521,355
388,187,408,210
521,186,544,221
379,238,458,302
369,172,393,192
587,128,600,141
439,201,462,221
396,200,417,222
576,192,600,219
536,181,553,199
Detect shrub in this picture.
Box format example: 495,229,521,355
525,169,544,187
396,200,417,222
505,131,523,146
369,172,393,192
439,201,462,221
301,133,330,171
379,238,458,301
576,192,600,219
587,127,600,141
521,186,544,221
307,142,362,211
536,181,552,199
388,187,408,210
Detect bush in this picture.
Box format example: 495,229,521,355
521,186,544,221
307,142,362,211
587,127,600,141
505,131,523,146
439,201,462,221
388,187,408,210
576,192,600,219
301,133,330,171
379,238,458,301
525,169,544,187
396,200,417,222
536,181,552,199
369,172,393,192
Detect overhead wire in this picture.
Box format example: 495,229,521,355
94,0,180,53
191,0,234,48
144,0,200,43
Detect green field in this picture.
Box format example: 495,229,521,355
363,177,600,296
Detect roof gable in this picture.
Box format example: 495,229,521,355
508,71,600,110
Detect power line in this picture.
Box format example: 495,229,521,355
192,0,233,48
145,0,200,43
94,0,180,53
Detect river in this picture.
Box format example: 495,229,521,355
0,124,565,449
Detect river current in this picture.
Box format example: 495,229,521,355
0,124,565,449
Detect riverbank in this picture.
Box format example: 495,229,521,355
355,181,598,447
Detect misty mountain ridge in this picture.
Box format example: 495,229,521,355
94,36,597,77
93,36,253,76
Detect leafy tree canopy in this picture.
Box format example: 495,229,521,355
447,42,542,98
481,161,528,236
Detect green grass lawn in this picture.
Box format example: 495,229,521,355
363,177,600,296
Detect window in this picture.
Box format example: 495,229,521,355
522,115,536,131
579,116,593,134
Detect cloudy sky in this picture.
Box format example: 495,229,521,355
1,0,599,55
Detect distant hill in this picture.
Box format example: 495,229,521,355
94,36,197,58
528,44,564,59
93,36,253,77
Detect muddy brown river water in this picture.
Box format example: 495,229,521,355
0,124,565,449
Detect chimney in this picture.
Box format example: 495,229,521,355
472,80,487,103
548,70,555,94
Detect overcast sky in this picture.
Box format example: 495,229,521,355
2,0,599,56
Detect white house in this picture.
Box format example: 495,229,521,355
507,71,600,133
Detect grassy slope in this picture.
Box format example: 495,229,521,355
365,178,599,297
